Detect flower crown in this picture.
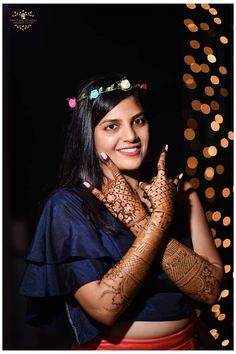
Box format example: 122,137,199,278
66,78,148,109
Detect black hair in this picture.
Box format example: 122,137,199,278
58,72,153,232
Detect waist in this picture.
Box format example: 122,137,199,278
72,321,197,350
102,318,191,338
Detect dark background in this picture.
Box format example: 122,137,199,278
3,3,233,350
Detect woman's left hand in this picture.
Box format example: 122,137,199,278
83,153,149,236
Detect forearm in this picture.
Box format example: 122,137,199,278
129,215,149,237
98,214,167,321
161,238,224,304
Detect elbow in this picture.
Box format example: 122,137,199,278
91,309,120,326
204,292,220,305
99,315,117,326
200,275,224,305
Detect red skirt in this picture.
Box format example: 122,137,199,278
72,322,197,350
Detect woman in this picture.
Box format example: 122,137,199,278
20,72,224,350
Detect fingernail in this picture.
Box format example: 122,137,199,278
83,181,91,188
139,181,143,186
100,152,108,160
165,144,168,152
179,173,183,179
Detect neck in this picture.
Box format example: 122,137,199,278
122,170,142,191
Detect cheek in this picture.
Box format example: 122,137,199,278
94,130,117,154
139,127,149,146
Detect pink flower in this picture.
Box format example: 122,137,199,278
140,83,148,92
67,97,77,109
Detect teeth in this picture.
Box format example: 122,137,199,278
120,148,138,152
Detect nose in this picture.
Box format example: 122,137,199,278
123,124,138,142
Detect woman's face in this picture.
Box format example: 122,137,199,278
94,96,149,174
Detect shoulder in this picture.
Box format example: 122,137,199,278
48,188,83,204
42,188,88,221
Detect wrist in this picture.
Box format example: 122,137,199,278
130,215,149,237
162,238,180,263
150,210,173,232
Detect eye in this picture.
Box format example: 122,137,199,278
104,123,118,131
133,117,146,126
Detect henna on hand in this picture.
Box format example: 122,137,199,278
84,152,149,236
139,146,183,231
95,146,183,316
161,238,223,304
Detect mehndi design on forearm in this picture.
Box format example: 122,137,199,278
162,238,221,302
99,217,165,313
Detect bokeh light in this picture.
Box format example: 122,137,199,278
200,22,209,31
210,101,220,110
209,8,218,15
189,40,200,49
214,17,222,25
201,4,210,10
207,54,216,63
222,188,230,198
212,210,221,221
220,36,228,44
200,103,211,114
224,265,231,273
205,187,215,199
219,65,227,74
204,167,215,180
216,165,224,174
215,114,223,124
204,46,213,55
184,4,232,348
210,121,220,131
220,138,229,148
223,216,231,226
228,131,234,140
204,86,214,96
187,156,198,168
223,239,231,248
184,128,195,140
200,63,210,73
192,100,201,111
210,75,220,85
208,146,217,156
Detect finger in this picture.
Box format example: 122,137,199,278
83,181,106,202
100,152,121,178
139,181,149,192
157,144,168,172
173,173,184,186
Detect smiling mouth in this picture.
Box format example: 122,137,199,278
118,147,141,156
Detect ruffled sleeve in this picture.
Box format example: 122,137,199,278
19,189,114,297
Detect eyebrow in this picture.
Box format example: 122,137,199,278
99,111,145,126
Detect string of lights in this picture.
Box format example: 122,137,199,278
182,3,233,349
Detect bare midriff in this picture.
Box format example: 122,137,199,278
102,318,191,338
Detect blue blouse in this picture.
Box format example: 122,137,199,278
19,188,195,346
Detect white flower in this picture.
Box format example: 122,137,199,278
120,79,131,91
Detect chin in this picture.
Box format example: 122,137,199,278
117,161,143,172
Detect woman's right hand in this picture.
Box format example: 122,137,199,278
83,152,149,235
139,146,183,232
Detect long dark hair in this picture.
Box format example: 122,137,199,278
58,72,152,232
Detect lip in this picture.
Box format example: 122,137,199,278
117,146,142,156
